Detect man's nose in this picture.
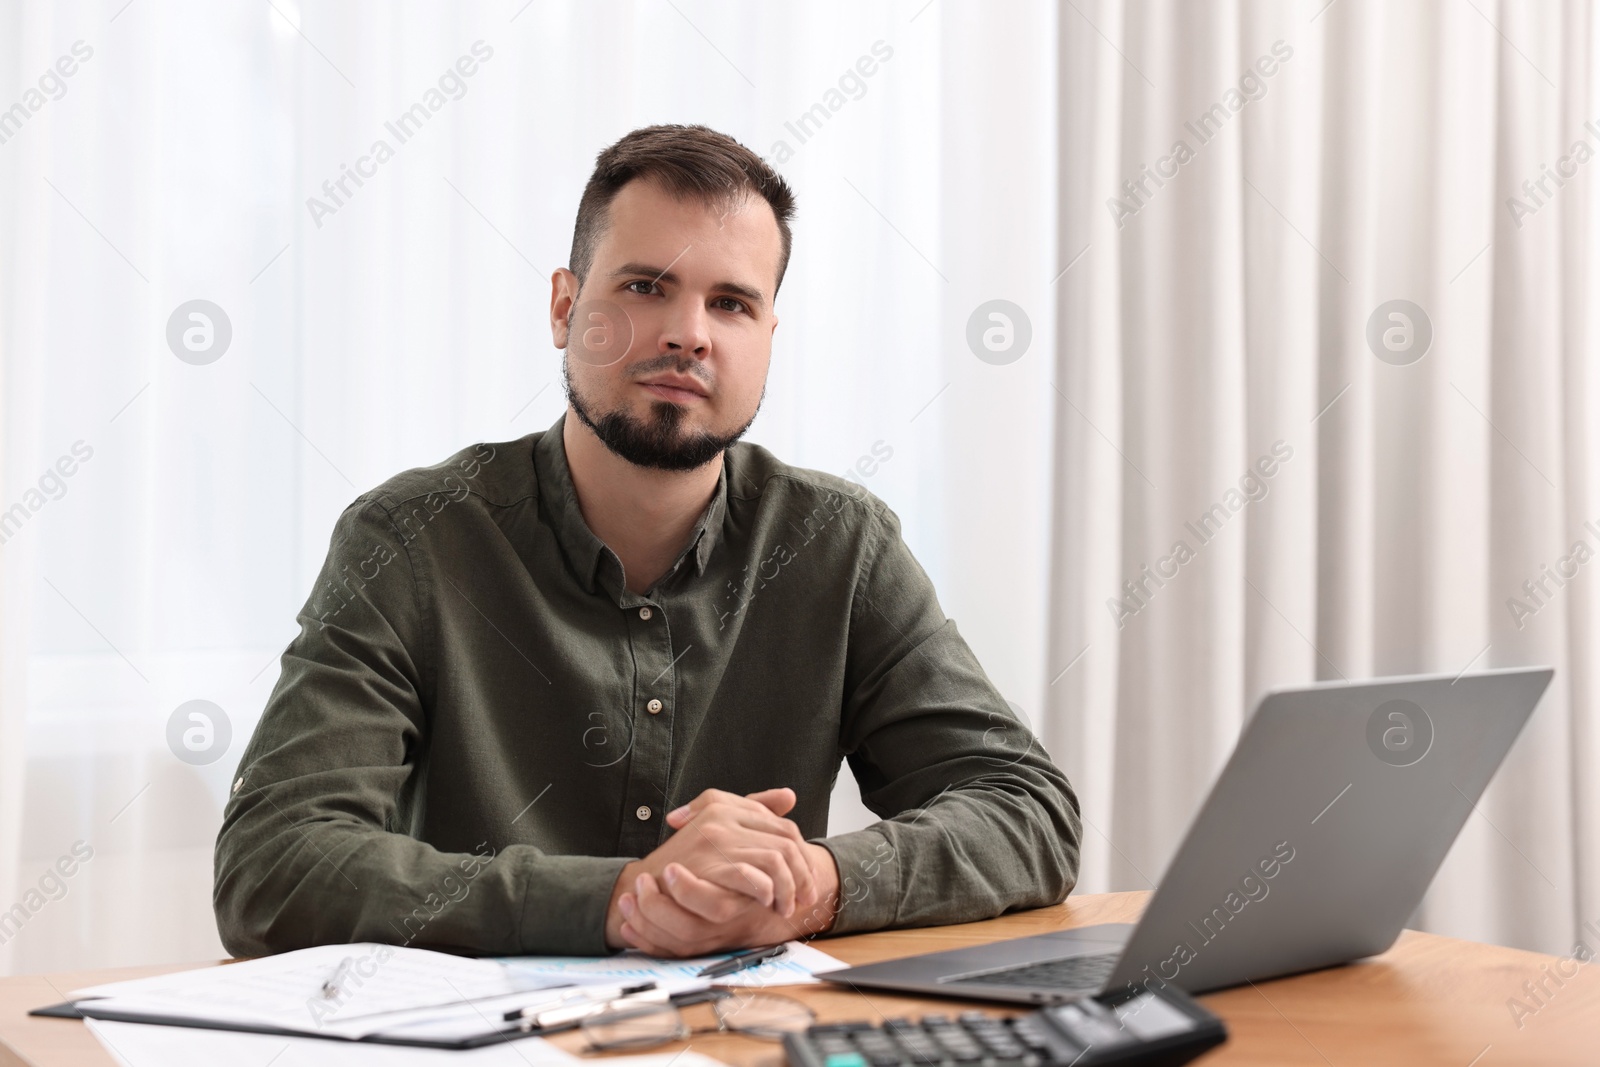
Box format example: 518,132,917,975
660,297,712,358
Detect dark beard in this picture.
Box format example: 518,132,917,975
564,358,759,472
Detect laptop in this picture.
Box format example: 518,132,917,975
824,666,1554,1004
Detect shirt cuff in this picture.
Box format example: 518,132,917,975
517,854,635,955
812,829,900,935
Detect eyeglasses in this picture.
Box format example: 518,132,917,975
580,991,816,1053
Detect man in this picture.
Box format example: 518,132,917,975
214,124,1081,959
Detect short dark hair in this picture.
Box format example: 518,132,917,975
568,124,797,301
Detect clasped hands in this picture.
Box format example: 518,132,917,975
603,787,841,957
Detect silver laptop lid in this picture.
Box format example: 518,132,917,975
1106,666,1553,996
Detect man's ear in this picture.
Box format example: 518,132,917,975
551,267,580,348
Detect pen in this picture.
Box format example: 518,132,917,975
695,944,788,979
502,981,657,1023
320,956,355,1000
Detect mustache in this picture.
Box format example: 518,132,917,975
625,354,713,390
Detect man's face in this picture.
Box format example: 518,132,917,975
552,177,781,471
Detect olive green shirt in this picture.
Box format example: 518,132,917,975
213,414,1082,957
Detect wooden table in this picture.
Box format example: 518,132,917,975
3,891,1597,1065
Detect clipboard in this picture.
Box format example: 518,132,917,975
30,986,727,1050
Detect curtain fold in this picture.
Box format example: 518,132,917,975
1049,0,1598,956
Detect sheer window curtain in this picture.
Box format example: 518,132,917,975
1048,0,1599,957
0,1,1059,973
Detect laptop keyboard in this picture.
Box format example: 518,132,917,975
951,952,1120,991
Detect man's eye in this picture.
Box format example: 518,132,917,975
626,280,658,295
715,297,747,313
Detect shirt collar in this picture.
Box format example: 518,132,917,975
533,411,728,599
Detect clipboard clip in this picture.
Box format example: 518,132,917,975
512,982,668,1032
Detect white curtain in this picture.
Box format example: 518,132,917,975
0,0,1060,973
1048,0,1600,957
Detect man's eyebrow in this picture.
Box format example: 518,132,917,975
608,262,767,308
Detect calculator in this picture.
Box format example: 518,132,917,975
782,984,1225,1067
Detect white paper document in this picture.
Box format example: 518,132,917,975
498,940,849,988
88,1018,733,1067
68,938,845,1046
72,943,651,1042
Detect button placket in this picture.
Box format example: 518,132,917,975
619,599,675,854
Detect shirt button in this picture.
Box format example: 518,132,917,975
635,805,652,821
638,606,653,620
646,698,663,714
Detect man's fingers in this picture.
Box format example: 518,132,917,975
694,821,799,915
666,786,797,827
718,823,815,910
617,892,667,956
697,861,776,908
720,845,800,916
744,786,796,816
663,794,816,913
665,788,738,827
661,863,760,924
725,806,812,853
623,879,692,957
709,811,816,905
634,872,729,954
618,920,667,957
